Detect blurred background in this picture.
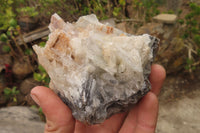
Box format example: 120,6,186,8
0,0,199,132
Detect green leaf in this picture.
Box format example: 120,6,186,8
19,0,25,3
14,31,19,36
41,73,46,80
4,88,11,95
194,34,200,44
182,33,189,39
16,90,20,95
38,107,43,114
2,45,11,53
189,2,200,14
178,9,182,15
31,105,37,109
197,49,200,56
38,65,46,73
12,86,19,95
184,66,189,70
44,77,50,84
34,72,42,82
119,0,126,6
13,97,17,102
47,11,51,15
12,86,17,93
9,18,18,28
178,19,184,25
44,84,49,87
113,11,118,17
25,48,33,55
113,7,121,16
17,6,38,17
167,10,174,14
6,31,11,36
185,13,194,20
192,66,196,70
0,33,8,42
191,27,198,34
139,2,143,7
186,58,193,65
11,86,19,95
39,42,46,47
7,0,14,4
0,6,15,30
8,26,14,32
57,11,62,15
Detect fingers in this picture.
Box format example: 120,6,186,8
31,86,75,133
98,112,127,132
134,92,158,133
150,64,166,95
119,92,158,133
74,120,87,133
74,112,127,133
119,105,138,133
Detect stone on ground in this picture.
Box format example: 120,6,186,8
153,14,177,24
0,106,44,133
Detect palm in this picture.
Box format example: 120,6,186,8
31,64,165,133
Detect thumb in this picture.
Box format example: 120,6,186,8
31,86,75,133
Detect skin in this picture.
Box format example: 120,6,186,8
31,64,166,133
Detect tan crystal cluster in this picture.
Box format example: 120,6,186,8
33,14,159,124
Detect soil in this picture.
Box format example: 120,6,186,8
156,69,200,133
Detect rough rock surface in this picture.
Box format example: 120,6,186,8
0,106,45,133
12,59,33,79
20,78,41,95
33,14,159,124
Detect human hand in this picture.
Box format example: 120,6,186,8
31,64,166,133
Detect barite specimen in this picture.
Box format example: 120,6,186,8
33,13,159,124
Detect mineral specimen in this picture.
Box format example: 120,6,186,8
33,13,159,124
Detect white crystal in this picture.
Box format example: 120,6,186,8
33,13,159,124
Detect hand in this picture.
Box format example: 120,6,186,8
31,64,166,133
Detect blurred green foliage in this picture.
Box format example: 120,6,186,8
24,48,33,56
0,0,16,30
113,7,122,17
33,65,50,87
2,45,11,53
181,2,200,72
132,0,160,22
0,0,71,30
0,33,8,42
4,86,20,102
39,42,46,47
0,0,162,30
17,7,39,17
0,20,30,57
183,3,200,39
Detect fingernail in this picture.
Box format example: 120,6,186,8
31,94,40,106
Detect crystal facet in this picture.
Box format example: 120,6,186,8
33,14,159,124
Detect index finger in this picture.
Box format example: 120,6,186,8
149,64,166,96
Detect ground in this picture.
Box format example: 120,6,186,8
156,70,200,133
